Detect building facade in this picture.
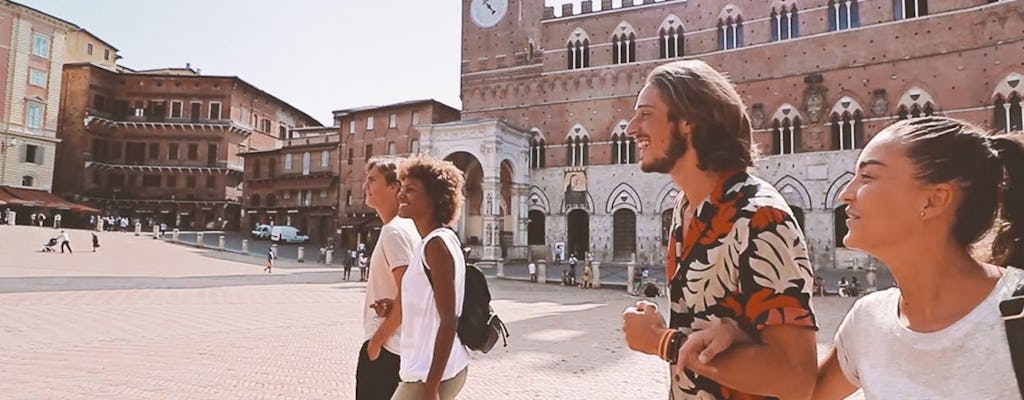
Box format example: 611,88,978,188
55,63,321,230
447,0,1023,269
0,1,76,192
333,99,461,251
64,29,118,68
241,126,339,244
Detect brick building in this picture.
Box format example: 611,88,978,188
0,1,76,193
333,99,460,251
55,63,321,230
439,0,1023,270
240,126,339,244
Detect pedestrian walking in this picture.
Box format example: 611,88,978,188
390,154,469,400
528,260,537,283
343,249,354,280
621,60,817,400
359,253,369,281
265,248,275,273
59,230,72,254
355,156,421,400
91,233,100,252
53,213,62,229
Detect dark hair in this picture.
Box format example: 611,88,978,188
890,117,1024,267
645,60,755,172
366,156,402,186
398,154,465,226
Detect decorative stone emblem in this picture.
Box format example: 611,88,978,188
871,89,888,117
750,103,765,129
804,86,826,124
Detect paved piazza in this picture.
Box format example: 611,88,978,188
0,226,862,399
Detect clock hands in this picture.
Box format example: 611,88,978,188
482,0,496,14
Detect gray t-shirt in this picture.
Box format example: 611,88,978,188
836,267,1024,400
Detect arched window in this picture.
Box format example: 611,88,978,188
566,29,591,70
895,0,928,20
830,111,864,150
528,210,546,245
994,92,1024,132
250,194,261,208
897,88,937,120
829,97,865,150
268,158,277,177
530,137,546,169
610,121,635,164
611,23,637,65
717,16,743,50
661,209,673,246
828,0,860,31
770,5,799,42
658,15,684,59
266,193,277,207
772,117,802,155
21,176,33,187
566,124,590,167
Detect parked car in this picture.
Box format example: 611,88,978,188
270,226,309,244
251,224,272,240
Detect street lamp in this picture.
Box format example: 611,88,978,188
0,137,20,186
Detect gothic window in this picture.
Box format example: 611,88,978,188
829,97,865,150
770,5,799,42
566,28,591,70
828,0,860,31
717,16,743,50
566,125,590,167
772,117,802,155
530,137,546,169
658,16,685,59
610,121,635,164
830,111,864,150
994,92,1023,132
897,88,937,120
611,23,637,65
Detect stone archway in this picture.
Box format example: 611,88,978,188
418,118,531,270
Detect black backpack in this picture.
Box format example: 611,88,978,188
422,229,510,353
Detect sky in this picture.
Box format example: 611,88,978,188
20,0,464,126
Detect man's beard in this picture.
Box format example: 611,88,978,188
640,124,688,173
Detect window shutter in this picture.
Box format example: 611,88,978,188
21,144,27,163
37,146,45,165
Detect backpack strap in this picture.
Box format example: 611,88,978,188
420,227,461,289
1002,275,1024,396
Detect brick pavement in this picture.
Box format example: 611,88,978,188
0,225,862,399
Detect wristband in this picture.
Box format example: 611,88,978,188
664,330,687,364
657,329,673,360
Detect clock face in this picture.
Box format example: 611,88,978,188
470,0,508,29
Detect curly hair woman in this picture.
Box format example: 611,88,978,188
392,154,469,400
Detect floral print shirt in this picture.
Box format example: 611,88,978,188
666,171,817,400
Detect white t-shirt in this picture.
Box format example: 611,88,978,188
836,267,1024,400
363,217,420,354
528,262,536,274
399,228,469,383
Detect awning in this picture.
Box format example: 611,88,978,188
0,186,101,213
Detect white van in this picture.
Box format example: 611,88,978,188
270,226,310,244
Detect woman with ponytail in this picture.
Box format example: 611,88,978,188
677,117,1024,399
810,117,1024,399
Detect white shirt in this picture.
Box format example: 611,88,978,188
59,232,69,243
363,217,420,354
528,262,536,274
836,267,1024,400
399,228,469,382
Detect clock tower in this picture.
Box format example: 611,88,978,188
461,0,544,111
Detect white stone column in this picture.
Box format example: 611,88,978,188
1004,102,1013,131
479,178,503,269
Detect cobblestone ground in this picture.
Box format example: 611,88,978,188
0,226,862,399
